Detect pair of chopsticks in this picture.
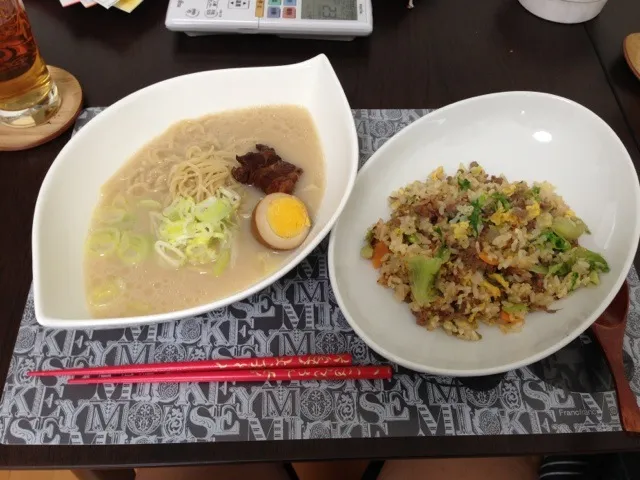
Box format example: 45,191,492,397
27,354,392,385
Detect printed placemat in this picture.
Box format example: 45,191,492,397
1,109,638,445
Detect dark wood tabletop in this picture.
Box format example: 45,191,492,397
1,0,640,469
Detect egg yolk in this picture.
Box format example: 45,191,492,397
266,196,311,238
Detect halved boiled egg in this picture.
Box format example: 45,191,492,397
252,193,312,250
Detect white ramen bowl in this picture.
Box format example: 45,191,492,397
33,55,358,329
329,91,640,377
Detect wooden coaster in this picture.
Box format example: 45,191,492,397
623,33,640,81
0,66,83,152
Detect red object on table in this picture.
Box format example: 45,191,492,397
66,365,393,385
28,354,353,377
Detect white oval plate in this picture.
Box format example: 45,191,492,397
329,92,640,377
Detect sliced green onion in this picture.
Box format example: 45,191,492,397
185,242,217,265
153,188,240,268
469,198,484,237
194,197,233,224
117,232,149,265
217,186,241,206
551,217,587,241
405,233,419,244
111,193,128,210
539,230,571,252
149,211,165,236
159,219,191,246
95,206,127,225
569,272,579,291
360,245,374,259
212,248,231,276
163,196,195,221
458,178,471,191
89,277,124,308
491,192,511,210
436,245,451,262
502,302,528,314
86,228,121,257
138,199,162,210
531,186,541,201
548,262,571,277
529,264,548,275
155,241,187,269
573,247,609,273
365,229,374,243
192,222,224,239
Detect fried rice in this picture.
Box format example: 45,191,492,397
361,162,609,341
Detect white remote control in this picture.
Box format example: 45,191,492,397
165,0,373,41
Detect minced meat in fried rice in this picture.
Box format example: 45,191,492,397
360,163,609,341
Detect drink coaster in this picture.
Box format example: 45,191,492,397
0,66,83,152
624,33,640,81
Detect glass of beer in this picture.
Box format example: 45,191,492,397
0,0,61,127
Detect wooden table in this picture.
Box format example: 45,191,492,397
1,0,640,469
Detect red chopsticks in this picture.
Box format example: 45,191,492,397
27,354,393,385
67,366,392,385
28,353,352,377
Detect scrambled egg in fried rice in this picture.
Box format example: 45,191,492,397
361,162,609,341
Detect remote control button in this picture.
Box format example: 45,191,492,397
228,0,249,8
283,6,296,18
267,6,281,17
268,0,281,5
255,0,265,16
283,0,296,6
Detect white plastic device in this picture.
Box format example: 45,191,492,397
165,0,373,40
